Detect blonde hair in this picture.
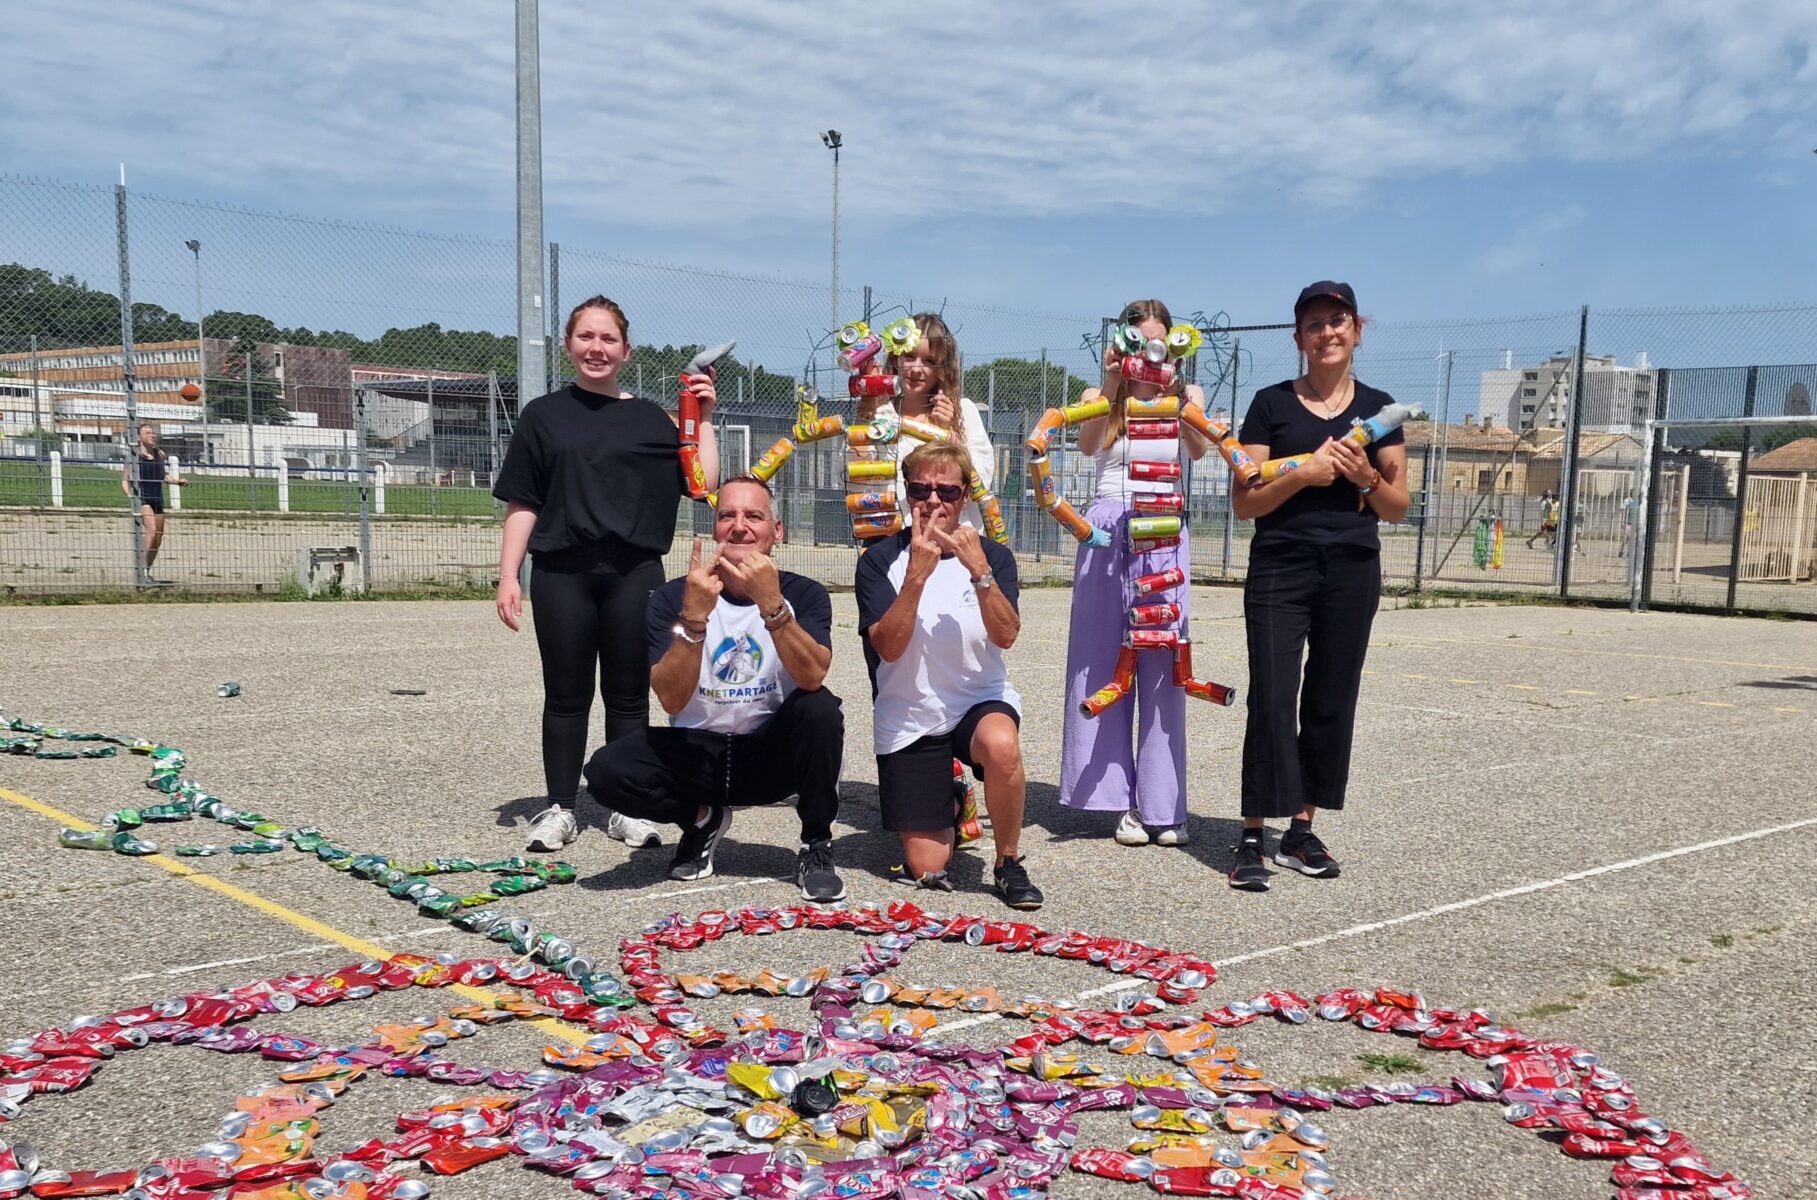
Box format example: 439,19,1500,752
1098,299,1180,449
872,312,966,444
901,440,976,487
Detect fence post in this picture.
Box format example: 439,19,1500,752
375,460,387,515
1412,444,1428,590
1223,337,1238,577
1556,305,1590,598
1725,366,1759,610
30,335,48,508
50,450,63,508
428,374,438,517
114,177,149,585
1639,368,1669,608
1035,349,1048,563
169,456,183,510
278,458,290,513
356,385,373,593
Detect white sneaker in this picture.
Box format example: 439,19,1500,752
525,806,578,852
1154,824,1191,847
1114,810,1151,846
607,811,662,849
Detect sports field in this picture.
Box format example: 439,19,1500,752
1,593,1810,1199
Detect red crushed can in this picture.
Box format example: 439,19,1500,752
1133,567,1185,595
1128,602,1180,628
1129,461,1181,482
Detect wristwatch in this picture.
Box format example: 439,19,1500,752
672,622,706,645
972,572,995,591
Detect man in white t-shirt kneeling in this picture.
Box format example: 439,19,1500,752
856,442,1042,910
583,477,845,901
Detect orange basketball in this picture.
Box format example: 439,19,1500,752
180,383,201,400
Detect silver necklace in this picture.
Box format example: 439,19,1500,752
1303,377,1352,420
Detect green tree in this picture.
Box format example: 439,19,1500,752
1702,424,1817,452
208,336,293,425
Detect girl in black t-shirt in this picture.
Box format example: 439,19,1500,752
492,296,720,853
120,424,185,584
1227,282,1410,891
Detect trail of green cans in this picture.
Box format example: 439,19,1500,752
2,710,630,1004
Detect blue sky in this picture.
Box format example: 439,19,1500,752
3,0,1814,412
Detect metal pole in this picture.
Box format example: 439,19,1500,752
862,284,872,325
547,241,561,390
488,370,501,488
428,374,438,516
30,336,46,507
115,177,149,586
187,239,209,464
245,342,256,510
355,386,372,592
1036,349,1048,562
1223,337,1238,576
1431,350,1454,579
829,141,841,332
1630,417,1655,612
514,0,548,400
1556,305,1590,598
1725,366,1759,610
1640,369,1669,607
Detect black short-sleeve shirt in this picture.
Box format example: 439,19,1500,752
1239,379,1405,552
492,386,686,560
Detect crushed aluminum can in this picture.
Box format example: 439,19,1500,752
216,683,241,698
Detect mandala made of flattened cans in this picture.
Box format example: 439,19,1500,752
7,713,1750,1199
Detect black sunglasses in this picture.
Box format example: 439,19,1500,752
905,481,966,503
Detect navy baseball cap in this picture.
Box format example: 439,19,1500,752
1294,281,1357,322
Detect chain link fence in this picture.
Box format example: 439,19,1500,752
4,174,1816,613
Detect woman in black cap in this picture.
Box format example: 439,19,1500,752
1228,282,1409,891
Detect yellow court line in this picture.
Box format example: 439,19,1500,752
1772,706,1807,714
1507,684,1541,691
1694,701,1735,709
1625,695,1663,703
0,784,589,1046
1403,673,1430,680
1450,679,1480,685
1564,689,1599,696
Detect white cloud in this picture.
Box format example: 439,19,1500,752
2,0,1813,231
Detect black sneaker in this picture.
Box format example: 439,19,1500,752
1275,828,1341,878
796,839,846,902
1229,840,1271,891
668,807,733,882
992,856,1044,910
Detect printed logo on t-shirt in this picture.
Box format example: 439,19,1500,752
961,586,979,608
710,634,764,685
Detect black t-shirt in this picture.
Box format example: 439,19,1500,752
492,385,686,560
1239,379,1405,552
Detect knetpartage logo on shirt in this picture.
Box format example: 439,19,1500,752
710,634,764,685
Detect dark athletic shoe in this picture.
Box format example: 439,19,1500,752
668,807,733,882
796,839,846,902
993,856,1044,910
1275,828,1341,878
1229,840,1272,891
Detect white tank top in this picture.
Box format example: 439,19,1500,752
1094,431,1180,499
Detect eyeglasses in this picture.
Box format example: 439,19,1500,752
1299,312,1354,335
905,481,966,503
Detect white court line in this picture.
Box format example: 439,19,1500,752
931,815,1817,1037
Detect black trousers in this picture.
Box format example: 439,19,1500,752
1240,543,1381,820
531,548,665,802
582,687,844,844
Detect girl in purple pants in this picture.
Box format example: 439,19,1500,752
1060,299,1211,844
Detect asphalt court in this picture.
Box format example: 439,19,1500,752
2,592,1813,1199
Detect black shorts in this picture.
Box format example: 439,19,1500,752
876,700,1019,833
141,495,165,515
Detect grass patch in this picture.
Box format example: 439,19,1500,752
1708,933,1734,948
1514,1001,1577,1019
1355,1052,1422,1075
1607,967,1654,989
1750,925,1783,936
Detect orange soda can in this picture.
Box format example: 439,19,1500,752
846,458,897,483
1026,408,1066,454
679,444,708,499
980,494,1008,543
846,490,895,513
1049,498,1097,542
793,415,845,442
1258,453,1312,483
852,515,901,539
898,416,950,444
1220,436,1261,484
1180,402,1228,441
1029,454,1059,510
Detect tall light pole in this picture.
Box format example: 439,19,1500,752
515,0,548,403
820,130,842,333
186,239,209,463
